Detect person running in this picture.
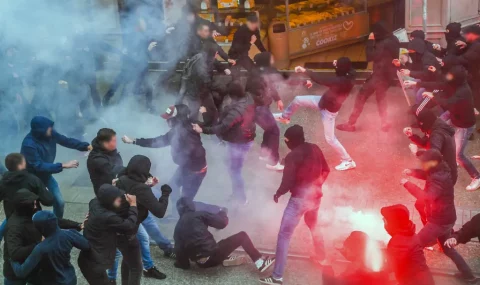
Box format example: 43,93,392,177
274,57,356,171
260,125,330,285
336,21,400,132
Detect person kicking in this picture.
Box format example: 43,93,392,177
273,58,356,171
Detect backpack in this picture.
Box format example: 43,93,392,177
182,53,203,81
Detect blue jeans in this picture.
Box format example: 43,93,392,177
141,213,173,252
107,224,153,280
169,166,207,208
273,197,324,279
0,218,7,241
417,222,474,278
453,125,480,179
46,176,65,218
283,95,351,161
255,105,280,165
225,141,253,203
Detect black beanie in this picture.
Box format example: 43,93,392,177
410,30,426,40
408,38,426,54
284,124,305,150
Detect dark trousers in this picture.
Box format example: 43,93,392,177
180,93,218,126
197,231,262,268
170,166,207,207
255,105,280,164
231,54,256,80
104,67,151,107
117,235,142,285
348,75,390,125
78,251,110,285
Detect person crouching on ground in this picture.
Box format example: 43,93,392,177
173,197,275,271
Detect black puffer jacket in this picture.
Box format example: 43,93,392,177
432,66,476,128
387,224,435,285
87,138,124,195
408,39,442,82
81,185,138,271
368,21,400,79
174,198,228,269
0,170,53,218
245,52,282,106
203,95,256,143
116,155,169,227
404,162,456,226
135,108,207,172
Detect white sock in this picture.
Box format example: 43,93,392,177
255,258,264,269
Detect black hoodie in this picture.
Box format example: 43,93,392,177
404,161,457,226
0,170,54,218
432,65,476,128
305,57,356,113
87,138,124,195
444,37,480,80
82,185,138,270
228,24,266,59
452,213,480,245
438,22,466,57
245,52,283,106
368,21,400,78
173,198,228,269
116,155,169,226
135,105,207,172
408,38,442,82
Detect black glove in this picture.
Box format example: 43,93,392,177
161,184,172,196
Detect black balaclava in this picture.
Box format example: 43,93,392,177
126,155,151,183
410,30,426,40
97,184,123,211
284,124,305,150
445,22,462,42
371,21,390,41
416,107,438,133
408,38,426,63
335,57,352,77
13,189,39,217
254,52,272,68
446,65,467,87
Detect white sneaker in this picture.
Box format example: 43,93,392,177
335,160,356,171
273,113,290,124
466,178,480,191
266,162,285,171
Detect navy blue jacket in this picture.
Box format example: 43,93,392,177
10,211,90,285
20,116,90,183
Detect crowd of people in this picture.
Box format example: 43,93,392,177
2,0,480,285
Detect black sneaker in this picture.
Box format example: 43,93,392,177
336,123,356,132
258,257,276,273
454,273,479,284
143,266,167,280
108,280,116,284
164,250,176,259
259,276,283,284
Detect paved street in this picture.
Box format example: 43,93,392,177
2,82,480,284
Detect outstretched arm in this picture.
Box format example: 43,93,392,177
52,131,90,151
134,130,173,148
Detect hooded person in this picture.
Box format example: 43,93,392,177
244,52,285,170
423,65,480,191
174,197,275,272
193,81,256,204
275,57,357,171
321,231,390,285
78,184,139,285
400,30,437,56
405,106,457,185
337,21,400,132
401,150,478,283
443,24,480,111
381,205,435,285
116,155,171,225
87,128,124,195
405,38,442,83
433,22,466,57
260,125,329,285
122,105,208,212
20,116,91,218
9,210,90,285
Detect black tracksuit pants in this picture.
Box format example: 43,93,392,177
197,231,262,268
117,235,142,285
348,74,391,125
78,251,110,285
